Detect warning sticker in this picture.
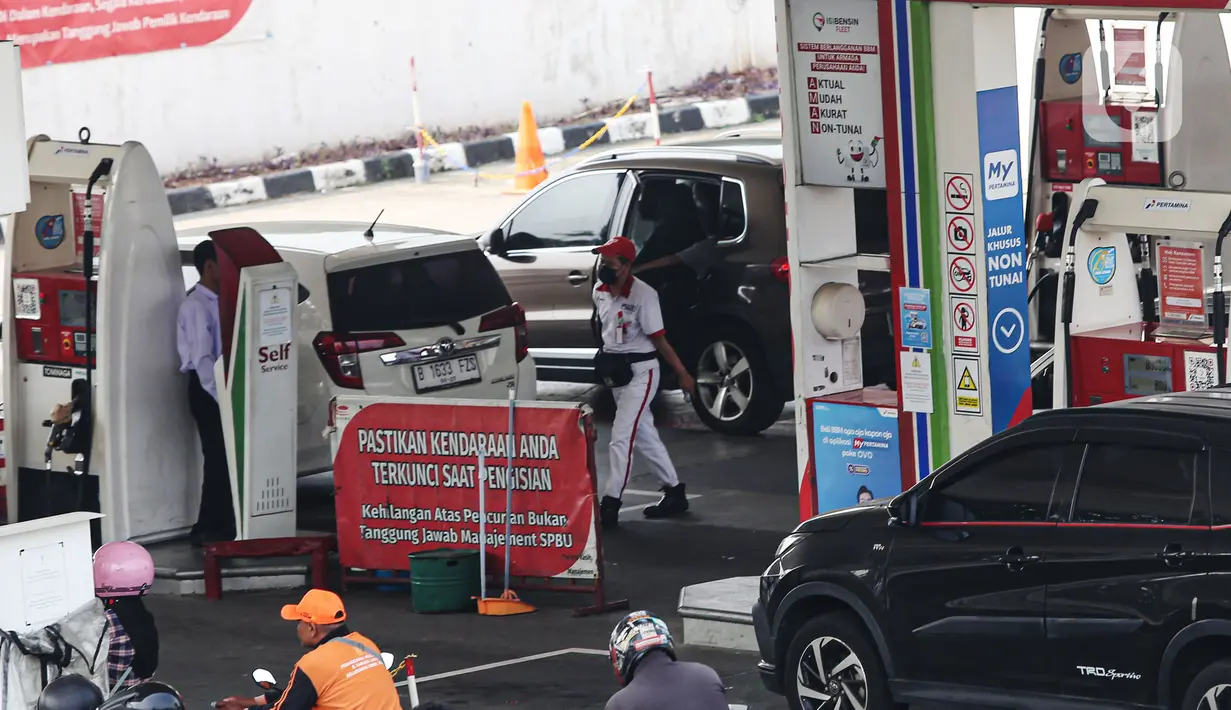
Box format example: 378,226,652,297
952,356,982,416
946,214,975,253
944,173,974,213
949,295,979,354
948,254,977,294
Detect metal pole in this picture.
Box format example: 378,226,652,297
646,67,661,146
504,385,514,592
411,57,429,184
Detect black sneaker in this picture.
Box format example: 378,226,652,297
643,483,689,519
600,496,622,529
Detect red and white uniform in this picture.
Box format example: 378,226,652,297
594,277,680,500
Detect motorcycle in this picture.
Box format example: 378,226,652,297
217,654,396,709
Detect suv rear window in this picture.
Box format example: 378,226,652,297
327,249,511,332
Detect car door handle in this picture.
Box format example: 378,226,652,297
999,546,1041,571
567,271,588,285
1159,543,1190,566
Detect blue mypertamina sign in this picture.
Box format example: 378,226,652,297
977,85,1032,432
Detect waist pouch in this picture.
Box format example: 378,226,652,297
593,351,656,388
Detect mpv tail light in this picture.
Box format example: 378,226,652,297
479,303,528,363
771,256,790,285
313,332,405,389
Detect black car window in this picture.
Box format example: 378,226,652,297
505,172,620,250
327,249,510,332
1071,443,1197,526
1210,448,1231,527
922,444,1068,523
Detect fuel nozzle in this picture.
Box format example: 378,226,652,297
1214,210,1231,386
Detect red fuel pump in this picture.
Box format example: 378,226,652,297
1056,183,1231,409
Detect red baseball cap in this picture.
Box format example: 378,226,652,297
592,236,637,262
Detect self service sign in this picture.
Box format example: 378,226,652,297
977,85,1032,433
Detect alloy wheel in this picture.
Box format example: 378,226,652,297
795,636,868,710
695,340,754,422
1200,684,1231,710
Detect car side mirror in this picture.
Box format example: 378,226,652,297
489,227,506,256
252,668,277,689
888,493,917,527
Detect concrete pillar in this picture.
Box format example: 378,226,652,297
931,5,1030,456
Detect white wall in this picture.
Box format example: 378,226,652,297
17,0,776,175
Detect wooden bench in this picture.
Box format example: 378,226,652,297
203,536,337,601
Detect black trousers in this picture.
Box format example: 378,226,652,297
188,371,235,537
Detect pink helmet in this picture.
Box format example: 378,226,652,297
93,541,154,597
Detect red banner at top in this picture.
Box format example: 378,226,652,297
2,0,252,68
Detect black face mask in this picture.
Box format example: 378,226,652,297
597,265,620,285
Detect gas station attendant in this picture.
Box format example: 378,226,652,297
178,240,235,546
592,236,695,529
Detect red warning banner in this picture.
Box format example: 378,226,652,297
331,398,599,582
1,0,252,68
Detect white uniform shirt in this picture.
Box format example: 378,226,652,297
593,278,665,354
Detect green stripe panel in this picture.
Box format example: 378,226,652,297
231,293,248,523
910,1,950,469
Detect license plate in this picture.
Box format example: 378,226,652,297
412,355,481,393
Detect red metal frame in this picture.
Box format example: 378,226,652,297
203,535,336,601
341,413,628,618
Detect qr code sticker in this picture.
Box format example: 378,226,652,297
1185,351,1218,391
13,279,40,320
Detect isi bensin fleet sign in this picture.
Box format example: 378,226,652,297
1,0,252,67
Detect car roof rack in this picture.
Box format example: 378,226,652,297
575,145,779,169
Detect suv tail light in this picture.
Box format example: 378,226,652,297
313,332,405,389
479,303,528,362
771,257,790,285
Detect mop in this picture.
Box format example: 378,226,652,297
476,387,536,616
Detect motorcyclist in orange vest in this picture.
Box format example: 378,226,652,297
215,590,400,710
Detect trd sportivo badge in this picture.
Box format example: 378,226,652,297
1077,666,1141,681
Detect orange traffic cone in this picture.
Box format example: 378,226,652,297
508,101,547,193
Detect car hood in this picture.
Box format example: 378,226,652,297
795,500,890,533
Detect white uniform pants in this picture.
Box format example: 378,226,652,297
604,361,679,500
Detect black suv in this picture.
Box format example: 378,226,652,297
480,136,895,435
755,390,1231,710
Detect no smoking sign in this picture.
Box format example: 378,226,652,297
946,214,974,253
944,173,974,213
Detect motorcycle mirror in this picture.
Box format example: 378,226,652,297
252,668,277,688
381,652,394,669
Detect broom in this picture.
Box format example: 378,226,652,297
476,387,536,616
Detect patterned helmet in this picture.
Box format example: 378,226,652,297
93,542,154,598
609,611,676,686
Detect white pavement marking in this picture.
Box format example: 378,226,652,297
207,176,267,208
504,127,566,156
398,647,608,686
310,159,367,191
604,112,657,143
696,98,752,128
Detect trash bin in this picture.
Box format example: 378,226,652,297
409,549,481,613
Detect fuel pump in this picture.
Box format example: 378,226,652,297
1,130,199,543
1053,180,1231,409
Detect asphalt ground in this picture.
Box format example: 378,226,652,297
151,387,798,710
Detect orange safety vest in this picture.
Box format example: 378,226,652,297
283,632,400,710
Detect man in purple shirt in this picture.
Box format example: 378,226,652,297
178,240,235,546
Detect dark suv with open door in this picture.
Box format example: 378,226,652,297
478,136,895,436
755,390,1231,710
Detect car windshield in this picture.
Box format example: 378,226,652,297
327,249,511,331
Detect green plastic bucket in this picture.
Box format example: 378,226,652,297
409,549,481,613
